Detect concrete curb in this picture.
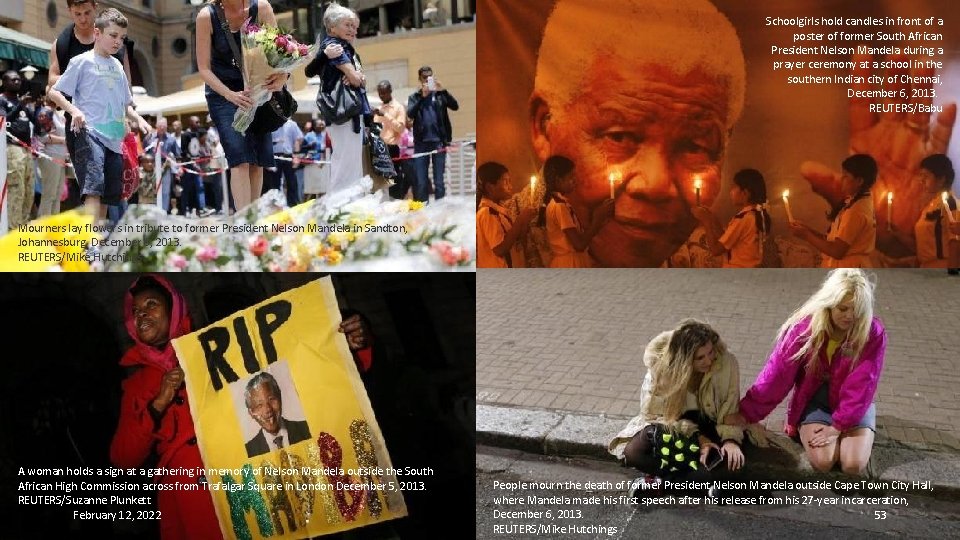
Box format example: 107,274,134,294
477,404,960,499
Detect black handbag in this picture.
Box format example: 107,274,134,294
367,123,397,180
317,63,362,126
249,89,297,134
215,3,296,135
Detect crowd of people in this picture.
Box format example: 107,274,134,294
1,0,462,231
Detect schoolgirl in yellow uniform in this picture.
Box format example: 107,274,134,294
476,162,537,268
791,154,877,268
913,154,956,269
693,169,771,268
539,156,613,268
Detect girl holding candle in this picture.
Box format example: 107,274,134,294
691,169,773,268
727,269,885,476
790,154,878,268
911,154,957,270
539,155,614,267
608,320,748,494
476,162,537,268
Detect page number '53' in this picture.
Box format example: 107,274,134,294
875,511,887,520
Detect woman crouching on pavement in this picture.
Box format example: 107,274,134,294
608,320,746,496
729,268,885,476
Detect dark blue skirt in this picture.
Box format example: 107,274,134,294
205,89,275,169
800,383,876,432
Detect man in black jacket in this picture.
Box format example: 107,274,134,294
407,66,459,202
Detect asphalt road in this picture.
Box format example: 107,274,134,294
476,445,960,539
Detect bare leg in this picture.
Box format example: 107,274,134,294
837,428,874,476
250,165,263,203
230,164,251,210
800,423,840,472
84,196,104,221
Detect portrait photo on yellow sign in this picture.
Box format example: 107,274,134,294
232,363,311,460
172,278,407,540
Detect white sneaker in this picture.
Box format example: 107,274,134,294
627,475,662,498
709,484,728,505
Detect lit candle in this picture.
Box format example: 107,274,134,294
693,175,703,206
530,175,537,206
943,192,955,222
609,170,621,200
886,192,893,231
782,189,795,223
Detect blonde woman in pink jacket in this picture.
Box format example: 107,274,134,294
730,269,886,475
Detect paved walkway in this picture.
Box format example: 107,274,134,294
477,269,960,452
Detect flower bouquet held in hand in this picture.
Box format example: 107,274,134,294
230,18,319,133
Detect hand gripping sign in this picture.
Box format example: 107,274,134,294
173,278,406,540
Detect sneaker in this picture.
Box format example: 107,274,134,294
627,475,662,498
199,208,215,217
708,484,727,505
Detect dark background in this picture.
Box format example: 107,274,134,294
0,273,475,539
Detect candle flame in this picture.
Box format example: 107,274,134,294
609,171,621,182
782,189,790,199
693,175,702,189
887,192,893,203
530,175,537,187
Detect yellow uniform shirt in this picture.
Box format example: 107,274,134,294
546,194,594,268
719,207,762,268
915,192,956,269
823,195,875,268
477,198,526,268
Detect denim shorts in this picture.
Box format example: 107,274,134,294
72,129,122,205
205,90,275,169
800,383,876,432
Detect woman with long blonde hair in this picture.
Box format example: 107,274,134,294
609,320,746,493
731,269,886,475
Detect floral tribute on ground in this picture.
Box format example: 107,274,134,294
91,178,474,272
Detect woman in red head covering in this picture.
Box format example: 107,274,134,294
109,275,222,540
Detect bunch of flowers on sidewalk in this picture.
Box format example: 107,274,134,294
93,188,475,271
0,211,100,272
428,241,472,267
233,19,318,133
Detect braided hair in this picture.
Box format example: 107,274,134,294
828,154,877,222
732,169,771,244
538,155,575,226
